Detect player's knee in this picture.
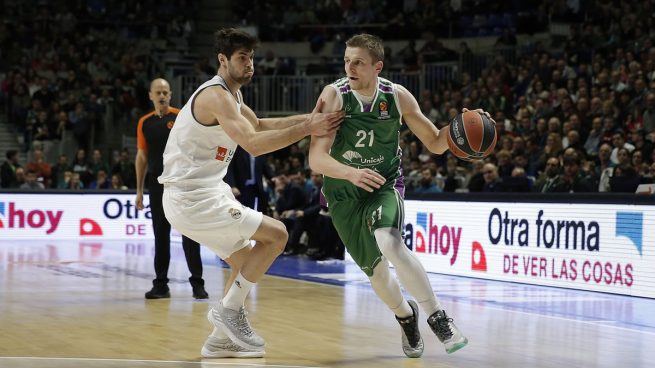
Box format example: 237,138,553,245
269,219,288,254
374,228,406,258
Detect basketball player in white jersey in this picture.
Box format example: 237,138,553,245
158,28,344,358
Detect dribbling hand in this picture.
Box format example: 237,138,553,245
307,98,345,136
347,168,386,192
462,107,497,126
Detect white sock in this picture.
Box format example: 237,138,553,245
222,272,255,310
374,227,442,316
369,260,413,318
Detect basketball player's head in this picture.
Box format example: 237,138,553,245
344,34,384,93
149,78,171,113
214,28,258,85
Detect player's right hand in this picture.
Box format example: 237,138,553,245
307,98,345,136
348,168,386,192
135,192,144,210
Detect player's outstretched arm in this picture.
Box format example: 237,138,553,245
308,87,386,192
196,87,343,156
245,100,344,133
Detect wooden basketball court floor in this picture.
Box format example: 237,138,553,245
0,239,653,368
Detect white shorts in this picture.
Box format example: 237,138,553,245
162,182,263,259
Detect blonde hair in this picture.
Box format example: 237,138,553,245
345,34,384,62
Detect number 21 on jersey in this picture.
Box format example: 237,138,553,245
355,129,374,147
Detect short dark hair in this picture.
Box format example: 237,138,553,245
213,28,258,59
6,150,17,160
345,34,384,62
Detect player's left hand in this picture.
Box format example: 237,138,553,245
307,98,345,136
462,108,497,126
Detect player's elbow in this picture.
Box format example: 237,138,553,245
241,142,264,157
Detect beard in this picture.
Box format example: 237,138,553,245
228,66,254,85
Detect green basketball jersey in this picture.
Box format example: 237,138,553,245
323,77,403,203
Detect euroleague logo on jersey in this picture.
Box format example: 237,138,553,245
167,121,174,129
378,100,389,119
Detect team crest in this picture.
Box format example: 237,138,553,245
215,146,228,161
379,101,389,118
229,208,242,220
167,121,174,129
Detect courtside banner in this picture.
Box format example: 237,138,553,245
0,193,183,240
403,200,654,298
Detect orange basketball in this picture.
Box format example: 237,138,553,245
446,111,497,161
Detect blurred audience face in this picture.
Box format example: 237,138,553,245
598,144,612,162
420,169,435,186
25,171,38,184
545,158,560,178
482,164,498,183
15,167,25,184
617,148,630,165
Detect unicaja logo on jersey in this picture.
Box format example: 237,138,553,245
342,150,362,162
0,201,63,234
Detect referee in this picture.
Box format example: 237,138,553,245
135,78,208,299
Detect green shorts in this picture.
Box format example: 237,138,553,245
329,187,404,276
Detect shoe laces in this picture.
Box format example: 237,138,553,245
430,312,454,340
398,316,421,347
231,307,256,337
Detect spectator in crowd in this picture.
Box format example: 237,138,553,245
509,166,533,191
533,157,561,193
89,149,111,179
71,149,92,186
414,168,443,193
58,170,73,189
111,174,128,190
467,160,486,192
273,173,307,255
112,148,136,189
51,154,71,189
89,169,111,189
225,146,271,214
302,171,343,260
482,163,506,192
584,117,604,156
610,131,635,165
20,170,45,190
551,152,594,193
25,148,52,187
610,164,641,193
67,172,83,190
1,150,21,189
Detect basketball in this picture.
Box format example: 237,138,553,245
447,111,497,161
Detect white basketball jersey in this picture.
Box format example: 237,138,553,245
158,75,241,189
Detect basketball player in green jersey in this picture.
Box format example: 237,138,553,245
309,34,489,357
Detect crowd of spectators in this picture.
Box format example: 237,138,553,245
2,0,655,200
0,0,197,157
233,0,548,42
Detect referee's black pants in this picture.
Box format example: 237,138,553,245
148,175,204,289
